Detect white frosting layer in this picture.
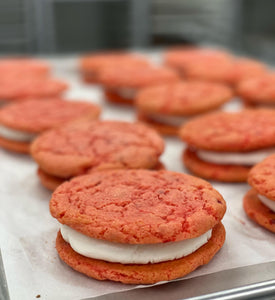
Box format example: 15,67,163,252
60,224,212,264
197,148,275,166
258,194,275,212
147,113,189,127
112,88,136,100
0,125,36,142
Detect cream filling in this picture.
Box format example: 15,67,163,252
60,224,212,264
112,88,136,100
258,194,275,212
197,148,275,166
0,125,36,142
147,113,189,127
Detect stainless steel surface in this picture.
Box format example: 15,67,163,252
0,250,10,300
188,280,275,300
0,0,36,53
88,262,275,300
34,0,151,53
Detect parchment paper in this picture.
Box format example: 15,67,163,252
0,55,274,300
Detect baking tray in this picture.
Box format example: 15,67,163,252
90,262,275,300
0,53,274,300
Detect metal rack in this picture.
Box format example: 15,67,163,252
0,0,35,53
33,0,151,53
152,0,242,48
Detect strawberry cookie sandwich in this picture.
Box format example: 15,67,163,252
180,109,275,182
136,81,233,135
50,169,226,284
0,77,68,104
31,120,165,190
164,47,232,78
0,57,50,78
183,58,267,87
98,65,179,105
0,98,100,153
80,52,149,84
237,74,275,107
244,154,275,232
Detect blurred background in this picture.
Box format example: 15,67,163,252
1,0,275,61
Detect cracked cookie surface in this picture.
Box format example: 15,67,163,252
98,65,179,89
136,81,233,116
50,170,226,244
0,99,100,132
31,121,164,178
0,77,68,101
237,74,275,105
180,109,275,151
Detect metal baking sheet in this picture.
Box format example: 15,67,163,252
91,262,275,300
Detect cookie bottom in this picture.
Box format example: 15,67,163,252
243,189,275,233
183,148,250,182
242,99,275,108
56,222,225,284
0,136,29,153
137,112,179,136
104,90,134,105
81,72,100,84
37,168,65,191
38,162,166,191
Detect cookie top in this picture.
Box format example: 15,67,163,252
136,81,233,116
0,99,101,133
184,58,266,85
248,154,275,201
164,47,232,70
0,77,68,101
50,169,226,244
226,59,267,85
97,65,179,89
183,59,233,82
180,109,275,151
237,74,275,104
80,52,149,73
0,57,49,77
31,120,164,178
